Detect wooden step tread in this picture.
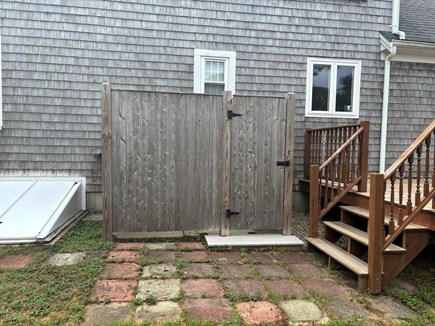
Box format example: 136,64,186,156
306,237,368,276
339,206,428,230
323,221,406,253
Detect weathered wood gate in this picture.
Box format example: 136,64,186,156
102,84,295,240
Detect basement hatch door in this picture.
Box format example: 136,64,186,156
0,177,86,244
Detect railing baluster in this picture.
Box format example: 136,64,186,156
407,154,414,215
398,164,404,225
389,174,396,235
423,135,431,196
415,145,422,206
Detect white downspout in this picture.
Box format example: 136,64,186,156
379,46,396,172
391,0,405,39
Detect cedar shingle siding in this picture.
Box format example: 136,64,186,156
0,1,433,193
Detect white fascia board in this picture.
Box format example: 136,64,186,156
380,36,435,64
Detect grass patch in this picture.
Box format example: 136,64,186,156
0,220,113,325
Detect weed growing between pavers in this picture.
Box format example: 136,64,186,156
0,220,112,325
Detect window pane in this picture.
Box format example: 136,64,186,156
336,66,354,112
204,83,225,95
312,64,330,111
205,60,224,82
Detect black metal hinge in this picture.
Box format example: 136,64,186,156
227,110,242,120
226,209,240,218
276,160,290,167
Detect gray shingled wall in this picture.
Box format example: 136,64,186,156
0,0,393,195
387,61,435,167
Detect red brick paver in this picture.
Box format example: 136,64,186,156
107,251,140,263
212,251,244,264
90,280,138,302
185,298,233,321
277,252,312,265
184,263,215,278
265,280,305,297
247,252,276,264
100,263,141,279
180,251,209,262
220,264,252,278
303,279,347,296
257,264,291,278
288,263,323,277
176,242,206,250
0,254,36,269
224,280,264,298
237,301,283,325
182,279,224,298
114,243,145,250
145,250,176,263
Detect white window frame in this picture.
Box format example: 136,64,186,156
0,35,2,130
305,57,361,119
194,49,236,94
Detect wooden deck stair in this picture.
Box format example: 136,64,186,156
303,120,435,293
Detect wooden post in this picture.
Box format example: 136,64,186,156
304,129,312,179
101,83,113,241
282,93,296,235
221,91,233,237
309,165,320,238
368,173,384,294
359,121,370,192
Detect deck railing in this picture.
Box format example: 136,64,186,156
308,121,370,237
368,119,435,292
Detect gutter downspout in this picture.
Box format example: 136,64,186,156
379,46,397,172
391,0,405,39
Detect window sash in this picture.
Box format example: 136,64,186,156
306,58,361,118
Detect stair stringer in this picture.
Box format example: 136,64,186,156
382,229,431,285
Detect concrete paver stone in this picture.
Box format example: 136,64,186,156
83,303,133,326
212,251,244,263
45,252,86,266
237,301,283,325
182,279,224,298
302,278,348,296
136,301,181,322
142,263,178,279
145,242,177,250
0,254,37,269
369,295,417,319
280,300,324,323
100,263,141,279
90,280,138,302
137,279,181,301
328,297,375,319
277,252,312,264
247,252,276,264
185,298,233,321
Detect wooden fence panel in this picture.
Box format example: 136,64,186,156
111,91,222,233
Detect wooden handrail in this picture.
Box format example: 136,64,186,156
308,121,370,238
376,119,435,251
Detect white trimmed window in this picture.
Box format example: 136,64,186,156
194,49,236,95
305,58,361,118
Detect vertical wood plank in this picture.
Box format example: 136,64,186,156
101,83,113,241
368,173,385,294
221,91,232,236
283,93,296,235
